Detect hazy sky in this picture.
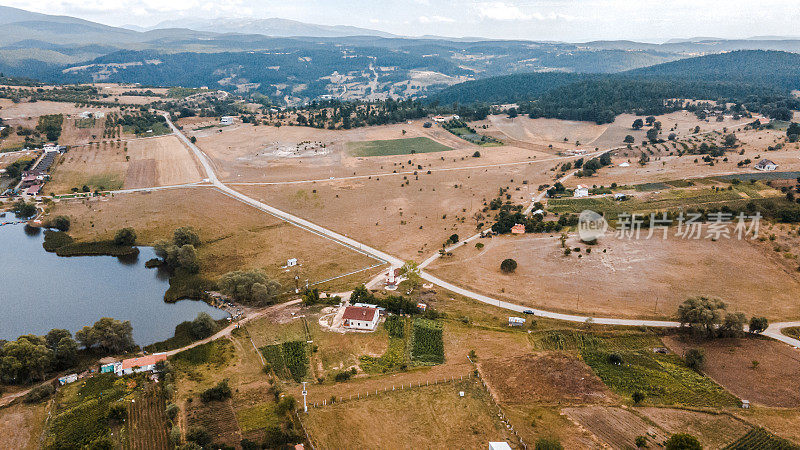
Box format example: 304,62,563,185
5,0,800,42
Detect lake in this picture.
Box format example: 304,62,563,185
0,223,228,345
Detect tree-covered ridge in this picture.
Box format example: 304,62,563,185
431,72,590,105
626,50,800,90
431,50,800,124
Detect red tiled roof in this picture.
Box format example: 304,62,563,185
121,353,166,370
342,306,377,322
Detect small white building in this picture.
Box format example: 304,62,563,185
619,162,630,167
58,374,78,385
508,317,526,327
342,306,380,331
489,442,513,450
220,116,235,125
754,159,777,171
574,185,589,198
286,258,298,267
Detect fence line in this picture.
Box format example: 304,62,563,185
472,362,528,450
294,410,317,450
305,373,471,409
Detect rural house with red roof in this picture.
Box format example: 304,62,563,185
342,305,380,331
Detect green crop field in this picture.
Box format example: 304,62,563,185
530,330,738,407
724,427,799,450
347,137,451,156
44,373,135,448
360,318,411,373
260,340,309,382
411,318,444,364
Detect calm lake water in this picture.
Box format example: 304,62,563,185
0,223,228,345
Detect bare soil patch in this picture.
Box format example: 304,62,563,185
663,335,800,408
565,405,749,449
480,352,613,405
0,400,49,450
186,398,242,446
565,405,669,449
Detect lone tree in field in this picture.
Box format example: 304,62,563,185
749,316,769,334
623,135,635,143
664,433,702,450
684,348,705,371
500,258,517,273
632,118,644,130
646,127,659,143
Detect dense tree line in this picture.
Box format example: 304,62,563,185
0,318,134,385
218,269,282,306
0,329,78,384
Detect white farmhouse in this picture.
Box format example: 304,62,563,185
754,159,777,171
574,185,589,198
220,116,235,125
342,306,380,331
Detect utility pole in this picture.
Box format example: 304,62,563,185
302,381,308,413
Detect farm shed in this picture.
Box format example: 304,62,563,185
508,317,526,327
58,374,78,385
511,224,526,234
489,442,513,450
574,185,589,198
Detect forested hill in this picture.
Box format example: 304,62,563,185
429,50,800,124
430,72,590,105
625,50,800,91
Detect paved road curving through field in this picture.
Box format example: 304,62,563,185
161,114,800,349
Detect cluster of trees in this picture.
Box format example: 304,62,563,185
576,153,612,177
3,157,32,182
490,207,578,235
106,112,167,135
350,285,424,315
153,227,201,273
676,297,768,337
35,114,63,142
218,269,281,306
0,328,79,384
11,199,37,218
75,317,136,353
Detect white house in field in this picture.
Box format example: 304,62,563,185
220,116,235,125
754,159,777,171
574,185,589,198
342,306,380,331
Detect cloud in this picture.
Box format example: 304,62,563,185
475,1,532,21
419,15,456,24
473,2,576,22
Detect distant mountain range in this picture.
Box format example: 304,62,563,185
2,5,800,106
137,17,397,38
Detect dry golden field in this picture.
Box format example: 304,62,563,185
427,233,800,320
47,135,202,193
48,188,380,286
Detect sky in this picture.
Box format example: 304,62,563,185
4,0,800,42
